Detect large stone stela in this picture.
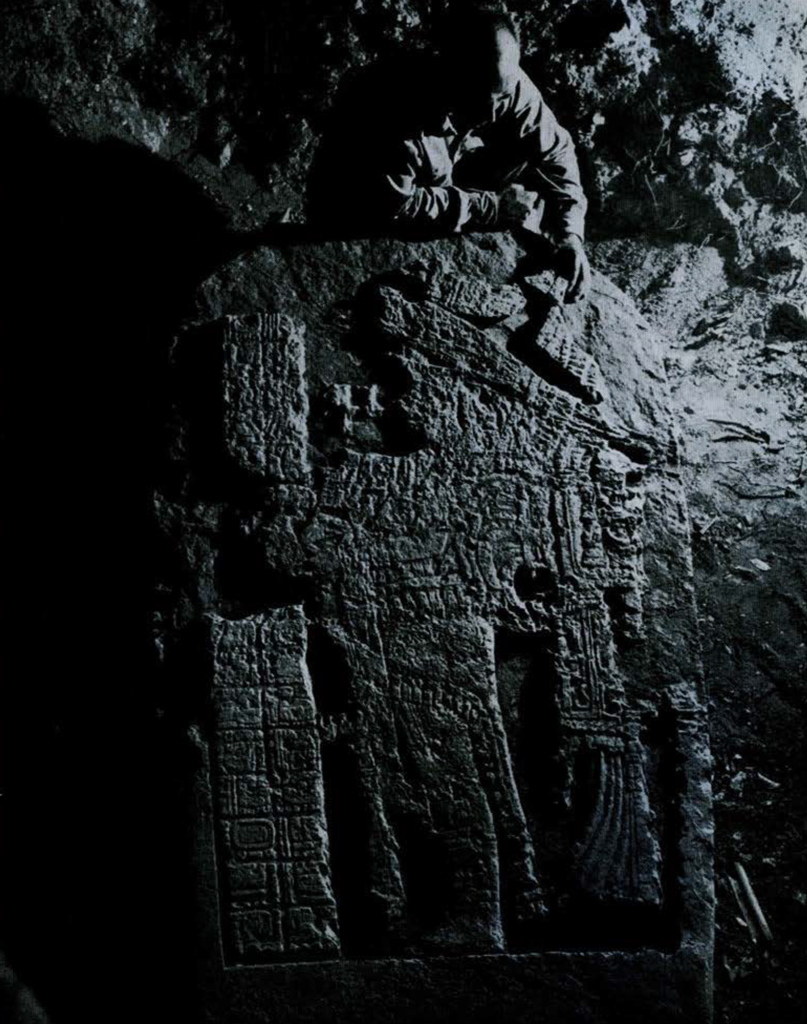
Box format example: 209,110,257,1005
157,234,713,1022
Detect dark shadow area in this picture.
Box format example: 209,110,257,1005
0,96,236,1024
494,630,562,825
388,810,459,953
555,0,631,52
307,625,356,721
513,565,559,604
0,949,51,1024
123,0,347,185
493,629,561,952
319,742,385,957
216,524,316,619
305,55,442,234
307,628,393,957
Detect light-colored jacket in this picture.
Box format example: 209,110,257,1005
385,67,588,237
309,59,587,238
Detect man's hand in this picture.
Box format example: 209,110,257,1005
497,183,540,230
556,233,591,304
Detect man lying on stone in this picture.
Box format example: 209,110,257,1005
308,4,591,303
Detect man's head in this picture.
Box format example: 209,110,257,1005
437,6,522,125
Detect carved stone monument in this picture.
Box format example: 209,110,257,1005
155,233,713,1022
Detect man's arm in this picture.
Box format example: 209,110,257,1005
508,69,588,240
382,139,500,233
507,71,590,302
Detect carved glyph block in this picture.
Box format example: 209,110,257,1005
209,609,339,963
221,313,309,484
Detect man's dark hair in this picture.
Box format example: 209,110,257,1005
436,3,522,56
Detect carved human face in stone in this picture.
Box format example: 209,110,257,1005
449,27,521,127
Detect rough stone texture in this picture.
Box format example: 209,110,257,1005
593,236,807,1024
153,232,712,1021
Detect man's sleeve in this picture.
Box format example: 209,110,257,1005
510,72,587,239
382,139,500,232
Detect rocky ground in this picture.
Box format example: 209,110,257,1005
594,236,807,1024
1,2,806,1022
